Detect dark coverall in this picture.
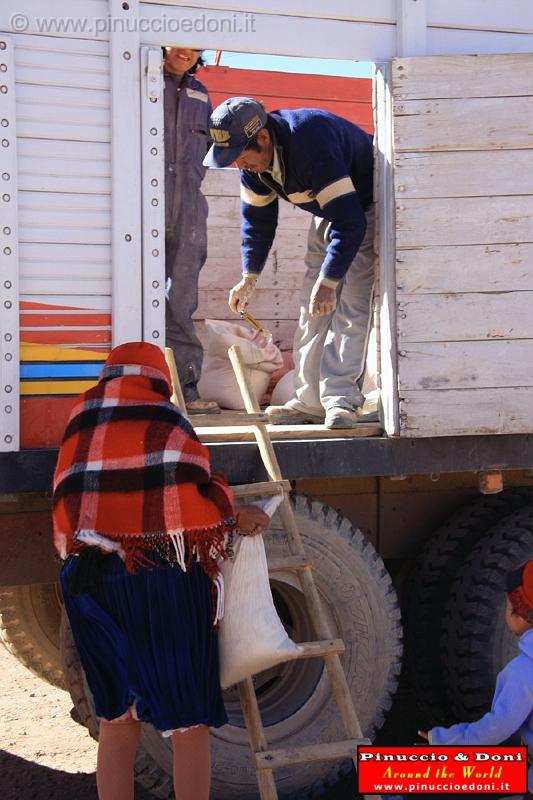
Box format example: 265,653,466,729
164,70,211,402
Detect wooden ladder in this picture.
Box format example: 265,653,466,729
165,346,379,800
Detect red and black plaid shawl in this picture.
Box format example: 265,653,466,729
53,343,235,616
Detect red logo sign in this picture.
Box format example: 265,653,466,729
357,745,528,795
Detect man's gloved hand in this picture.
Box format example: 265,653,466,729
309,276,338,317
229,273,258,314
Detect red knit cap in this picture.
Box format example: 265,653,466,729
507,560,533,624
104,342,172,391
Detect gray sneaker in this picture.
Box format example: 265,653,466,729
265,405,324,425
325,407,379,429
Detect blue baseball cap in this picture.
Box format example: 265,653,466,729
203,97,268,168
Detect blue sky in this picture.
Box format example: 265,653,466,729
203,50,373,78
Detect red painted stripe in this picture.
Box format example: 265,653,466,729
20,313,112,327
20,397,75,448
20,330,112,344
20,300,92,311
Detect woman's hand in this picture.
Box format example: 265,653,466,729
237,505,270,536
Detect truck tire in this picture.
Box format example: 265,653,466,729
60,495,402,800
0,582,65,689
404,489,533,725
441,506,533,721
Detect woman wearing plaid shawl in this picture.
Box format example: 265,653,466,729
53,341,268,800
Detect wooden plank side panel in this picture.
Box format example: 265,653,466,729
396,244,533,294
394,150,533,199
398,292,533,343
394,96,533,152
400,388,533,437
399,340,533,390
392,53,533,99
396,197,533,248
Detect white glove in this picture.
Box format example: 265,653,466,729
229,273,258,314
309,276,338,317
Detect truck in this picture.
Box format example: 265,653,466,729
0,1,532,797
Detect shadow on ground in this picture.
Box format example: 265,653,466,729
0,751,154,800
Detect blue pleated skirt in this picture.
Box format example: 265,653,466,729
61,553,228,733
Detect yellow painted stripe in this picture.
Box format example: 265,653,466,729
240,185,277,207
20,342,107,363
316,176,356,209
21,379,98,396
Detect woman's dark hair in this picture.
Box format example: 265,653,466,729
161,47,205,75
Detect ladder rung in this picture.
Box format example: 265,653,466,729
268,555,310,573
292,639,345,659
192,412,268,427
255,738,369,770
232,480,290,499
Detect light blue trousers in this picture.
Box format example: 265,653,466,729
287,205,376,417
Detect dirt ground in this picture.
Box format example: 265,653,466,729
0,644,153,800
0,644,523,800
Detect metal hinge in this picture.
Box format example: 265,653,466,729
146,49,162,101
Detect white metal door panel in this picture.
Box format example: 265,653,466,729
0,36,20,451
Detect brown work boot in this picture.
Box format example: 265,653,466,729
186,398,221,415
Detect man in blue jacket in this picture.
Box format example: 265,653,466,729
164,47,218,413
203,97,376,428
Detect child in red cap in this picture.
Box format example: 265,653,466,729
419,560,533,795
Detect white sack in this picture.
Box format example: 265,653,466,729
218,527,302,689
198,319,282,410
271,369,295,406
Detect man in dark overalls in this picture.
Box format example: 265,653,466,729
164,47,219,413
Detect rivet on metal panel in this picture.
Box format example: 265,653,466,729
152,331,160,339
152,299,159,307
0,86,7,94
122,2,130,9
4,280,11,288
150,147,158,155
150,127,157,135
5,405,12,414
124,233,132,242
1,139,9,148
0,64,6,72
4,333,12,341
123,51,132,60
151,229,159,238
5,353,12,361
152,280,159,288
2,172,9,179
4,435,12,444
151,198,158,206
399,350,406,357
152,250,159,258
429,473,440,482
1,119,8,127
5,385,12,393
400,313,407,319
149,98,157,104
2,227,10,234
151,178,158,187
4,300,12,309
2,193,10,201
3,247,11,255
0,43,6,50
398,185,405,192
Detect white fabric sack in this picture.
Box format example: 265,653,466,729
198,319,283,410
218,496,302,689
271,369,295,406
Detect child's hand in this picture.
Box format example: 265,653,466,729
417,730,429,742
236,505,270,536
